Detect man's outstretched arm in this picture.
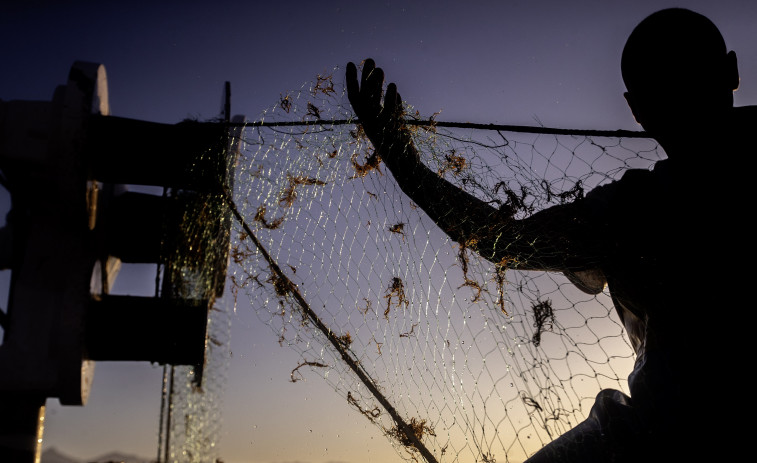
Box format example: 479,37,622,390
346,59,600,274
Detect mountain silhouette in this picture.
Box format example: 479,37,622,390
41,447,152,463
41,448,80,463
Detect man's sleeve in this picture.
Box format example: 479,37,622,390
560,180,620,294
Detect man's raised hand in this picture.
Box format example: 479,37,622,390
346,59,404,147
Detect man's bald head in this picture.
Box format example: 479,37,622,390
621,9,739,143
622,8,728,93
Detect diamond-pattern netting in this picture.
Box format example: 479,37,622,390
215,69,663,463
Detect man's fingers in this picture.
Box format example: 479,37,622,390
385,83,401,113
346,62,360,109
361,59,376,90
365,66,384,109
346,59,384,119
346,58,401,128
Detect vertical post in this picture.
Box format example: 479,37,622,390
224,82,231,123
163,366,175,463
0,397,46,463
157,365,168,463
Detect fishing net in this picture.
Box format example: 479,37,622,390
157,309,231,463
153,111,242,463
184,66,662,463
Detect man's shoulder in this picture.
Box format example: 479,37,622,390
732,105,757,131
577,161,666,219
586,161,665,200
733,104,757,117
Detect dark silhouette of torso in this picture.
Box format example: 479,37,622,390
577,105,757,460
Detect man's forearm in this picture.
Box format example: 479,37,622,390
378,133,593,272
379,134,514,259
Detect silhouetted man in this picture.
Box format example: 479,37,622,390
347,8,755,462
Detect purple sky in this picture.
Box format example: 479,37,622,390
1,1,755,462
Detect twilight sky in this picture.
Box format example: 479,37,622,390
1,1,755,462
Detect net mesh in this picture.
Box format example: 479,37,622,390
156,116,239,463
183,67,663,463
159,305,231,463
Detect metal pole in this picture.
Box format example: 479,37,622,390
163,366,175,463
157,364,169,463
0,397,46,463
